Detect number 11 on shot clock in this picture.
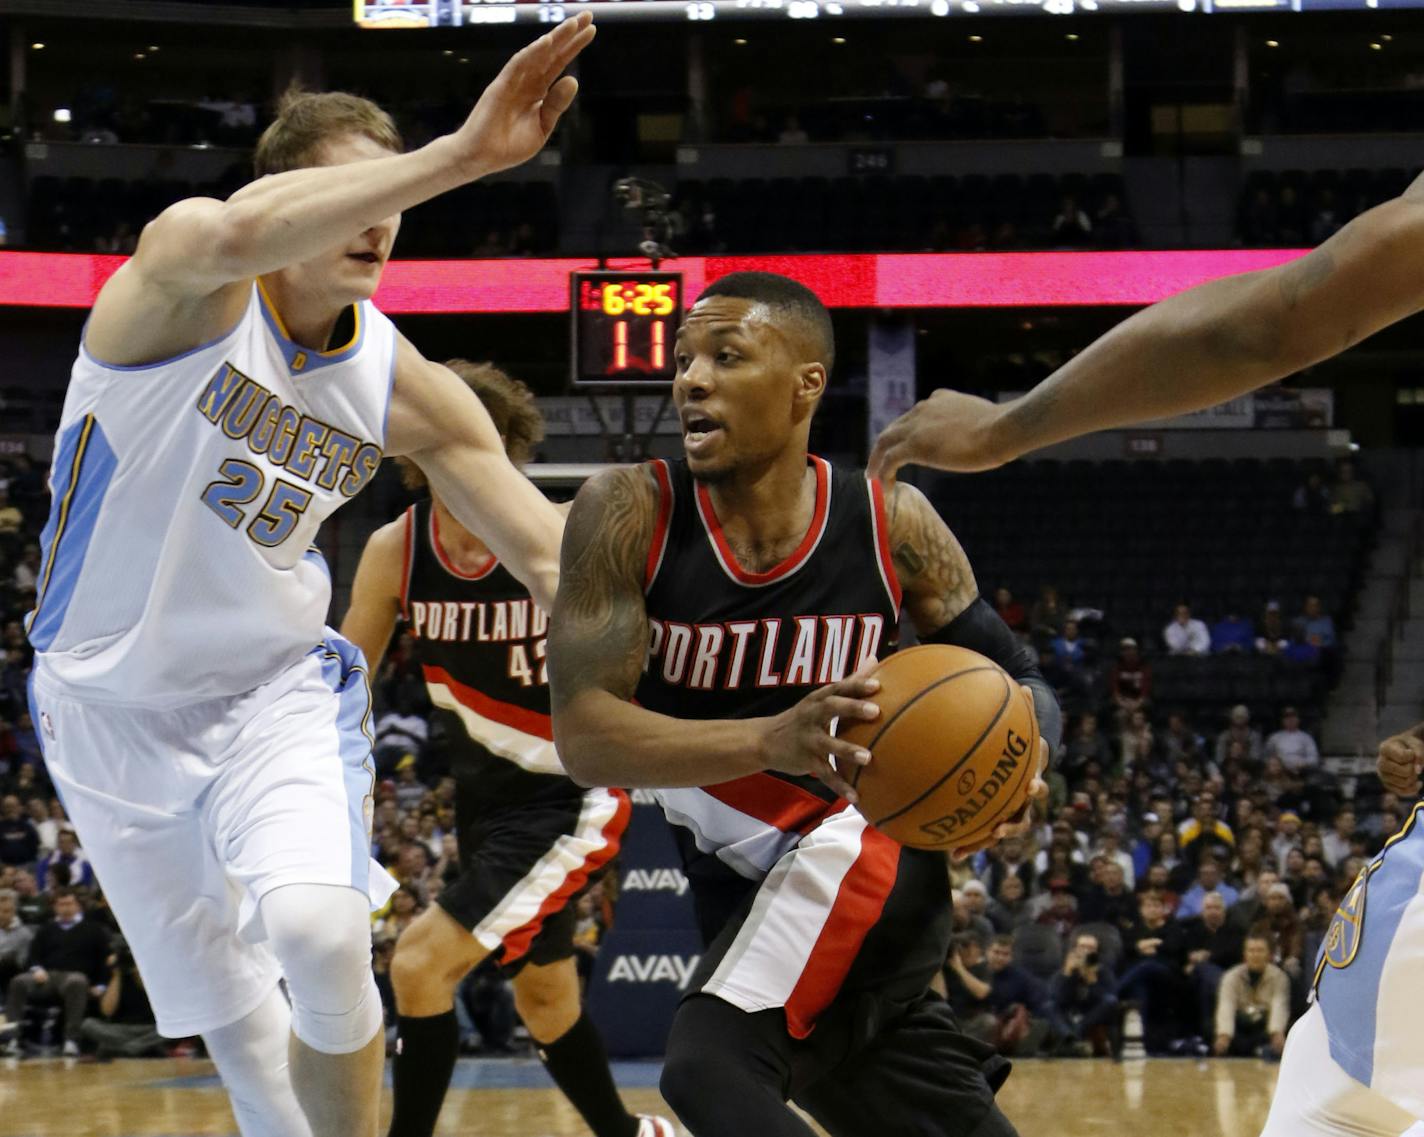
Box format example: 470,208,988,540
571,270,684,388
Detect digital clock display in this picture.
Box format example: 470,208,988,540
571,271,683,388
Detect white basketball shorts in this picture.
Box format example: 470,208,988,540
1261,803,1424,1137
28,631,398,1038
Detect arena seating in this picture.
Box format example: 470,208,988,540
929,456,1373,728
672,171,1134,254
1237,167,1416,246
25,171,562,257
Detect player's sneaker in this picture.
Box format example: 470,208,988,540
636,1116,677,1137
61,1041,80,1058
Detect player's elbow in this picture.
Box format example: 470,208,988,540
552,708,607,788
555,743,601,789
137,197,251,287
529,564,561,616
208,202,269,279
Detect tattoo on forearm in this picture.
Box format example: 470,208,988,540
548,468,656,711
888,483,977,632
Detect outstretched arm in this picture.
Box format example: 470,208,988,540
870,178,1424,478
85,14,596,367
387,338,563,612
549,466,879,798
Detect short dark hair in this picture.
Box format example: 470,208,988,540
696,271,835,373
50,886,79,905
990,933,1015,950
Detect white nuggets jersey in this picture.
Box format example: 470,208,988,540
27,281,397,706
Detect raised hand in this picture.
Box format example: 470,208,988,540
452,13,597,177
1377,722,1424,798
755,674,881,803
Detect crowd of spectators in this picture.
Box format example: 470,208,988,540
1238,168,1414,248
0,449,1379,1068
945,566,1369,1059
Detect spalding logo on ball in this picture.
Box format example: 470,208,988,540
839,644,1041,851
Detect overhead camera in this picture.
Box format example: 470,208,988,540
612,176,677,263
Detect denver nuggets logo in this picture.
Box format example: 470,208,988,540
1325,870,1368,970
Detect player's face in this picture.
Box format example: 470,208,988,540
283,133,403,306
673,296,825,483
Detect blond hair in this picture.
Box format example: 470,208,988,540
253,87,402,178
397,361,545,490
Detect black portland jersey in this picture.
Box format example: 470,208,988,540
400,501,569,802
636,457,902,883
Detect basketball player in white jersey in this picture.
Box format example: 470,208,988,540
869,171,1424,1137
22,16,594,1137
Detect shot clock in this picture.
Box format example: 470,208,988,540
571,271,683,388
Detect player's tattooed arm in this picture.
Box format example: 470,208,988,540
549,465,767,789
549,465,658,710
884,481,978,636
550,468,877,798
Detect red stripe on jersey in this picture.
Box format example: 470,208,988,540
645,459,674,592
696,457,831,587
423,663,553,740
431,506,498,581
702,772,841,835
500,789,632,965
782,826,901,1039
868,478,903,611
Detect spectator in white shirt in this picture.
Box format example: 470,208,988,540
1321,808,1356,869
1264,707,1320,773
26,798,58,856
1164,604,1211,656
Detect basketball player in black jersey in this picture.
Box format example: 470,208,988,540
341,361,673,1137
549,272,1064,1137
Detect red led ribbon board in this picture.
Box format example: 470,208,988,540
0,250,1309,313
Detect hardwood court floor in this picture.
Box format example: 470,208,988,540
0,1054,1281,1136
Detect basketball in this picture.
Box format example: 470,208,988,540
840,644,1040,851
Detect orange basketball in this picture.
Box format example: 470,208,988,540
839,644,1040,851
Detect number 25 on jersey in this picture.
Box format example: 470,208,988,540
201,459,313,547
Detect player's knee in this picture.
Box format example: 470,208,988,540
660,1039,747,1123
660,1003,746,1120
390,934,448,1000
512,969,578,1043
511,969,559,1020
390,912,478,1002
658,1046,705,1119
260,884,381,1055
263,884,371,991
